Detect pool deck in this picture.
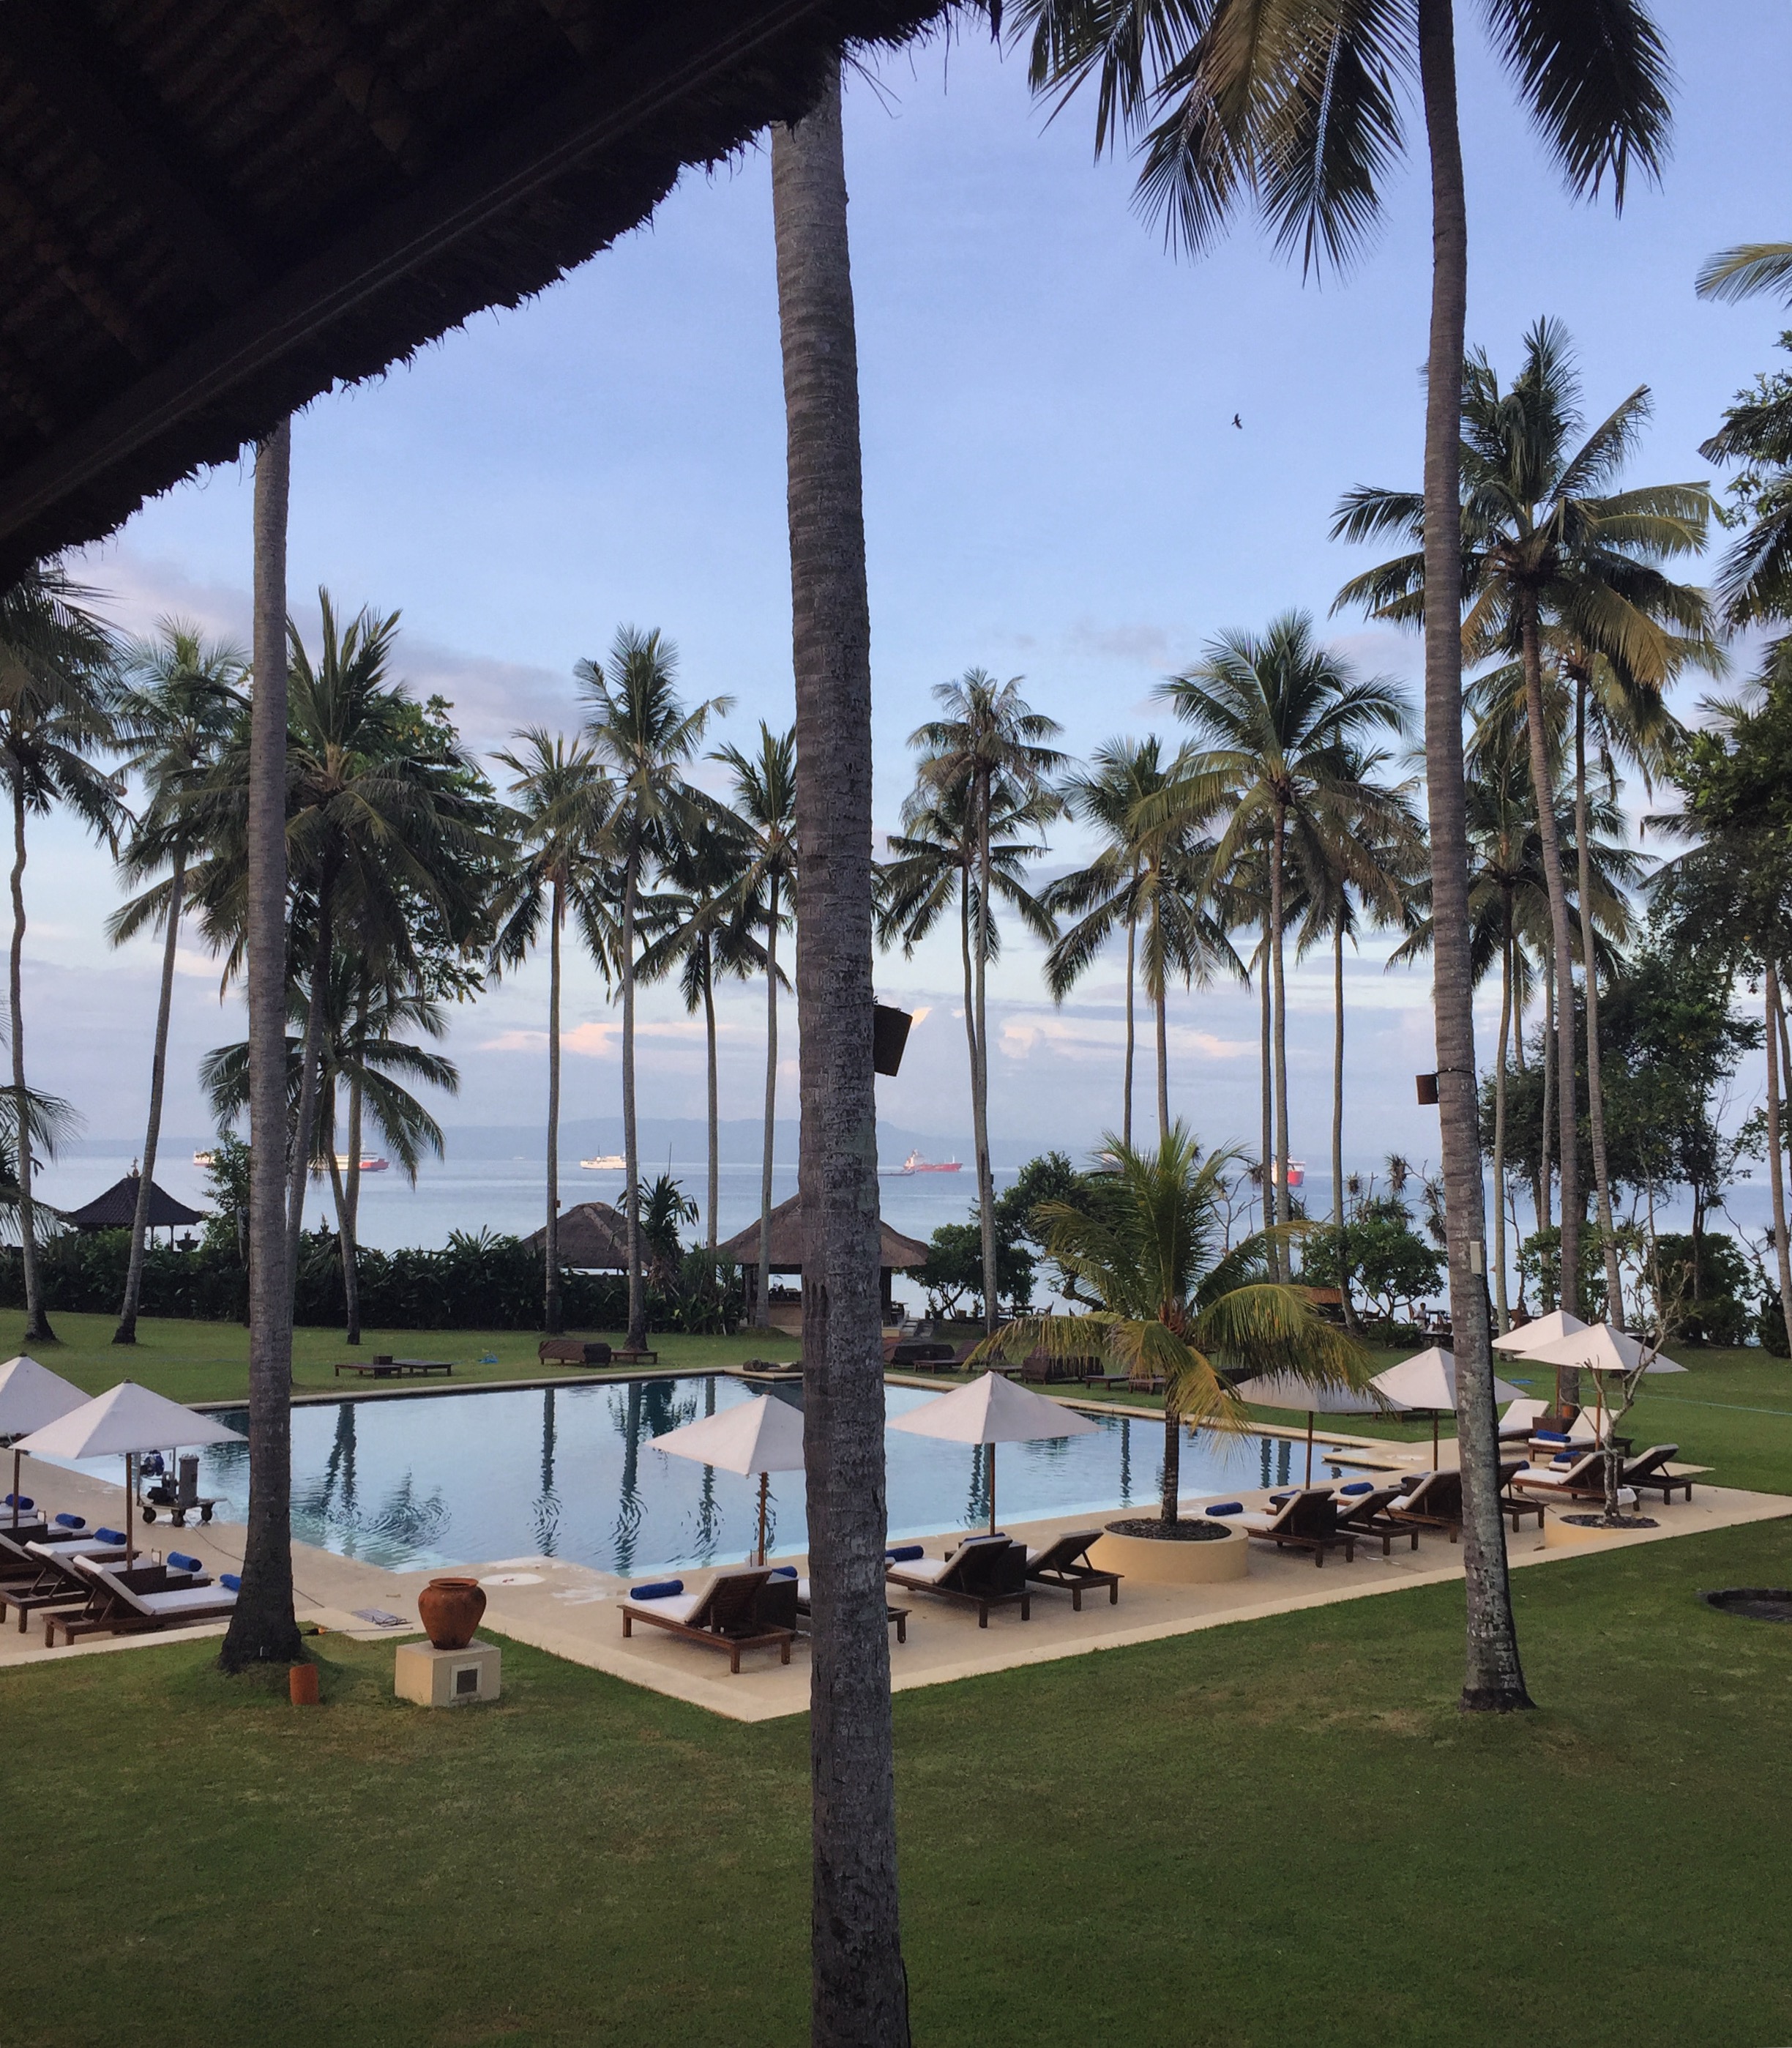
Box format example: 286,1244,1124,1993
7,1445,1786,1721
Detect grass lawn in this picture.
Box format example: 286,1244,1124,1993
0,1309,799,1406
5,1516,1792,2047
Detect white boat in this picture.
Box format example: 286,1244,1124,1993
335,1155,389,1173
580,1153,627,1172
193,1149,214,1168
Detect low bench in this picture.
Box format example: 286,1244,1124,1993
537,1338,613,1368
334,1357,453,1379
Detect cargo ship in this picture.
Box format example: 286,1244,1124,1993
882,1150,963,1176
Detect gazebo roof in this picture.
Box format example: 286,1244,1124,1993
719,1194,928,1273
526,1200,628,1270
64,1173,204,1232
0,0,947,579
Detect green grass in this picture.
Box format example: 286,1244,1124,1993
0,1309,799,1405
6,1517,1792,2047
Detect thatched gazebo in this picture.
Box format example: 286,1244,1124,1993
720,1194,927,1325
64,1172,204,1247
525,1201,627,1271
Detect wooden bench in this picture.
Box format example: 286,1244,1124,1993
608,1347,658,1366
334,1357,453,1379
537,1338,613,1368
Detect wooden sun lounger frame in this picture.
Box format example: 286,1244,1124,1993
1388,1472,1465,1544
42,1561,224,1647
620,1570,795,1674
1024,1531,1121,1609
1623,1446,1695,1504
1244,1489,1356,1567
334,1356,454,1378
0,1542,129,1629
886,1539,1031,1626
1330,1489,1415,1557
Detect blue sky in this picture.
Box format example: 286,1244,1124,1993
42,1,1792,1185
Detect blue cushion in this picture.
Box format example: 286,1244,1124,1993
1535,1431,1570,1445
1204,1502,1244,1516
628,1579,684,1601
95,1527,127,1546
769,1565,799,1579
4,1493,31,1511
886,1544,925,1562
1340,1481,1373,1495
220,1573,241,1592
168,1552,202,1574
54,1513,85,1530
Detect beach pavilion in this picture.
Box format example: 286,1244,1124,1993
524,1202,629,1271
64,1171,204,1249
720,1194,928,1328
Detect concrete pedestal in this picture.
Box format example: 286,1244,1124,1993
395,1637,501,1706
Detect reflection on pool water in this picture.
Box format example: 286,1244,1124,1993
176,1377,1313,1576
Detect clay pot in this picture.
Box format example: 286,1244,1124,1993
288,1663,319,1706
418,1576,486,1650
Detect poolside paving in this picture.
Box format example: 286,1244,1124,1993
9,1445,1785,1717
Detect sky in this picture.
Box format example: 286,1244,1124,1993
36,2,1792,1194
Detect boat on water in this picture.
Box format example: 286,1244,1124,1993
881,1149,963,1177
193,1149,214,1168
580,1153,627,1172
335,1155,389,1173
1271,1158,1306,1190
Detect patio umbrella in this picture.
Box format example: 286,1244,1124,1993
1490,1309,1588,1354
649,1393,807,1565
0,1355,87,1527
1228,1374,1387,1485
1369,1347,1526,1465
888,1372,1097,1534
14,1380,242,1565
1520,1323,1687,1442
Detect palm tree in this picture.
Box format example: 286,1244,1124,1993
909,671,1065,1332
106,622,248,1344
488,729,616,1333
222,414,305,1673
0,566,121,1342
771,60,908,2037
1013,0,1670,1719
1695,243,1792,626
1160,614,1411,1244
713,723,799,1317
978,1125,1367,1522
576,626,730,1355
1335,321,1712,1321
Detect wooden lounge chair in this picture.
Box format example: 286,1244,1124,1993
1239,1488,1356,1566
1620,1444,1693,1504
1498,1398,1549,1446
619,1567,795,1673
537,1337,613,1367
0,1534,130,1630
1331,1485,1414,1556
774,1568,911,1644
885,1535,1030,1625
1022,1528,1121,1609
1507,1451,1608,1501
44,1554,237,1647
1497,1458,1547,1531
1388,1470,1464,1541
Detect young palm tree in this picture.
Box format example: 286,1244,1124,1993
1012,0,1671,1715
772,60,908,2038
978,1125,1367,1522
0,566,121,1342
713,722,799,1318
106,622,248,1344
488,729,616,1333
1335,323,1711,1319
909,671,1065,1331
576,626,730,1355
1160,614,1411,1241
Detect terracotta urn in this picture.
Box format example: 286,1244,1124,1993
418,1576,487,1650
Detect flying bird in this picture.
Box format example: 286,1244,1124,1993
1232,413,1243,429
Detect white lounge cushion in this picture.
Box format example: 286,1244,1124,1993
888,1556,952,1585
132,1585,236,1617
1237,1512,1276,1533
623,1591,703,1625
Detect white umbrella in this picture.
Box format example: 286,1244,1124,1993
0,1355,88,1527
1491,1309,1588,1355
889,1372,1097,1534
649,1394,807,1565
15,1381,242,1565
1370,1347,1526,1464
1521,1323,1686,1448
1229,1374,1387,1485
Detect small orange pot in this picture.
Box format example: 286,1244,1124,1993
288,1662,320,1706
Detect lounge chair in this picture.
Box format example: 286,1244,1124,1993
885,1534,1030,1625
1619,1444,1693,1504
619,1566,795,1673
1238,1488,1356,1567
1388,1470,1464,1541
772,1566,911,1644
0,1533,130,1630
1022,1528,1121,1609
1497,1458,1546,1531
1498,1399,1548,1445
44,1553,237,1647
1508,1451,1619,1503
1331,1486,1414,1556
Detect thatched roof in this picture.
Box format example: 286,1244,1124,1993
0,0,949,579
719,1193,928,1273
64,1172,204,1231
526,1200,627,1270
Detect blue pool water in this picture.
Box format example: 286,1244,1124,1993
168,1378,1315,1576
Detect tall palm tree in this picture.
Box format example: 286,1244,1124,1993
576,626,730,1355
714,722,799,1317
909,671,1064,1332
488,729,616,1333
0,566,120,1342
1160,614,1411,1242
978,1125,1367,1522
1012,0,1671,1714
222,415,304,1673
1335,321,1712,1321
772,60,908,2039
106,622,248,1344
1695,243,1792,627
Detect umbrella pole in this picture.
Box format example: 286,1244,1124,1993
1304,1414,1315,1487
756,1470,768,1567
1433,1412,1440,1467
125,1450,135,1568
988,1442,996,1535
10,1443,18,1527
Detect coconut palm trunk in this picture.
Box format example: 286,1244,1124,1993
1154,972,1169,1142
1332,919,1355,1332
7,776,51,1343
285,875,334,1291
1269,807,1291,1232
324,1103,361,1343
974,770,998,1331
1766,962,1792,1358
1517,603,1580,1316
221,417,303,1671
115,841,186,1343
702,930,719,1257
1539,975,1555,1244
1121,899,1137,1149
1572,677,1622,1323
772,62,908,2043
621,835,646,1352
345,1065,363,1340
545,878,564,1333
1416,0,1531,1711
1258,941,1276,1273
1491,907,1514,1333
755,872,779,1328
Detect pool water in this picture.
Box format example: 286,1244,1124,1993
176,1377,1312,1576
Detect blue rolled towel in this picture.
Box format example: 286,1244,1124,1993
1340,1481,1373,1495
886,1544,925,1563
54,1513,86,1530
770,1565,799,1579
4,1493,31,1511
1204,1502,1244,1516
628,1579,684,1601
220,1573,242,1592
168,1552,203,1574
95,1527,127,1546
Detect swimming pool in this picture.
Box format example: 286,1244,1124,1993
174,1377,1318,1576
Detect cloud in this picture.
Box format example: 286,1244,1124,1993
1063,619,1174,667
480,1016,704,1057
